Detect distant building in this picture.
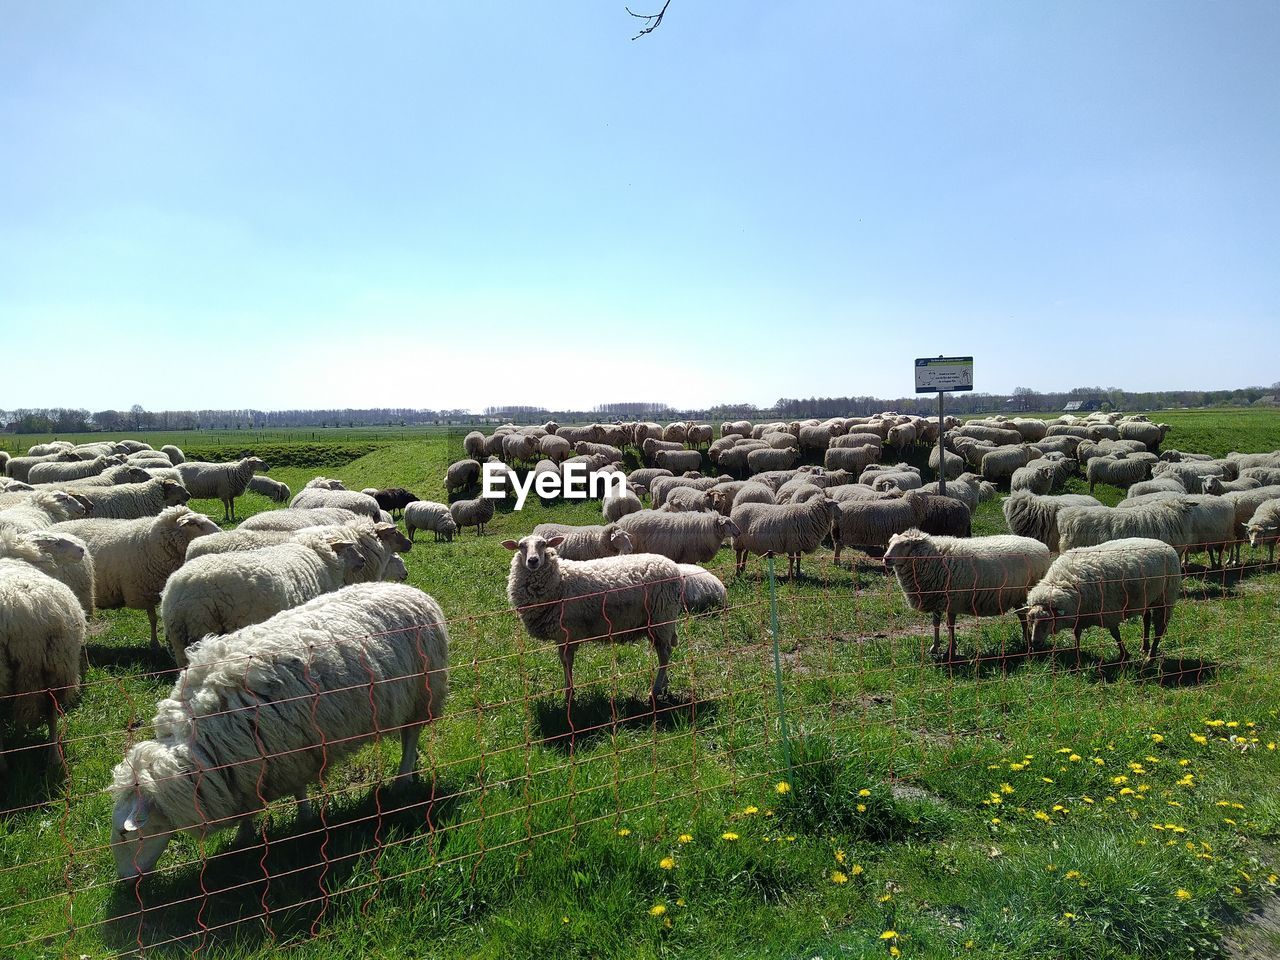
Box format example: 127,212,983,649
1063,399,1099,412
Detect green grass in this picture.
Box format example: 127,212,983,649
2,412,1279,959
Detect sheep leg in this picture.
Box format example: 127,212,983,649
832,539,842,566
1142,610,1152,656
1109,625,1128,663
651,630,675,702
147,607,161,654
234,816,258,845
928,611,942,657
396,725,421,784
45,700,67,777
560,643,576,707
946,612,958,662
295,788,313,820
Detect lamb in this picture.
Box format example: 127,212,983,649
56,506,221,653
110,581,449,878
27,454,124,485
1019,538,1181,661
1056,500,1193,554
0,530,96,618
677,564,727,613
0,552,84,773
883,530,1052,660
160,444,185,465
59,477,190,520
730,497,839,577
446,459,482,493
503,534,683,704
1086,455,1150,493
1246,500,1280,562
290,487,383,520
0,491,89,535
655,449,704,474
247,475,292,503
240,506,369,532
176,457,269,521
532,522,633,561
367,487,419,518
404,500,459,542
603,487,644,522
617,510,740,565
449,496,496,537
162,528,395,665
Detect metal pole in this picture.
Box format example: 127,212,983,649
766,555,794,779
937,390,946,497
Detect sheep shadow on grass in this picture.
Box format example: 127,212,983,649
84,641,179,677
934,640,1218,689
102,776,465,957
533,689,716,753
0,742,69,816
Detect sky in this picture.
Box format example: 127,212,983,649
2,1,1277,412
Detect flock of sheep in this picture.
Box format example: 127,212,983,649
1,409,1278,881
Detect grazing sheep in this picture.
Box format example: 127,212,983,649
303,477,348,491
0,491,89,535
883,530,1051,660
980,445,1036,484
798,424,837,456
27,454,124,485
160,444,185,465
686,424,713,448
661,486,714,513
464,431,487,460
174,457,268,522
503,534,683,704
446,459,482,493
575,441,623,463
763,431,800,451
617,510,740,565
0,553,85,773
1150,460,1226,494
871,470,923,493
0,530,96,618
677,564,726,613
1001,491,1102,552
247,475,291,503
654,449,704,474
1056,500,1193,554
404,501,459,542
240,506,369,532
1020,538,1181,660
366,487,419,518
902,490,972,538
186,518,411,562
540,434,572,464
60,478,191,521
1086,455,1150,493
21,442,72,457
162,525,405,665
110,581,449,878
449,496,496,537
1200,476,1262,495
650,475,726,509
708,481,776,516
57,506,221,653
1117,421,1170,450
1246,500,1280,562
747,447,799,474
603,487,644,522
928,446,964,481
1222,486,1280,546
1117,493,1235,567
824,445,880,474
41,464,152,488
731,497,840,577
1127,477,1188,498
831,498,919,563
290,487,383,520
532,522,633,561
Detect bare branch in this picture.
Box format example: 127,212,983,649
626,0,672,40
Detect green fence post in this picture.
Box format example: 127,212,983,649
767,555,794,779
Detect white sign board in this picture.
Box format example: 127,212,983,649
915,356,973,394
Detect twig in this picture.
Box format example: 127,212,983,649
626,0,672,40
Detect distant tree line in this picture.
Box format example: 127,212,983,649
2,384,1275,435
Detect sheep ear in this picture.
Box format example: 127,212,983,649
123,797,150,832
500,539,520,550
373,523,398,540
546,536,565,549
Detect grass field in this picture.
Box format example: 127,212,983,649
2,410,1279,959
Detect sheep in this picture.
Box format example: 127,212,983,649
650,475,727,509
1127,477,1189,498
763,431,800,451
603,487,644,522
446,459,482,493
0,530,96,618
159,444,185,465
1201,476,1263,495
1001,492,1102,551
367,487,418,518
110,581,448,878
871,470,923,493
883,530,1051,660
979,445,1036,484
626,468,673,494
6,452,80,483
1221,485,1280,560
27,454,124,485
616,510,740,565
660,486,714,513
831,497,918,563
60,477,190,521
0,491,89,535
1150,460,1226,494
174,457,268,522
162,526,402,665
54,505,219,653
1056,500,1193,555
1228,452,1280,470
721,420,753,438
41,463,152,488
247,475,291,503
716,442,771,477
1117,421,1170,450
731,497,839,577
708,480,776,516
531,522,633,561
746,446,799,475
240,506,369,532
0,553,84,773
1246,500,1280,562
503,534,683,704
0,478,32,492
502,433,539,465
953,423,1023,446
290,487,383,520
1019,538,1181,661
22,441,73,457
677,564,727,613
464,431,487,460
449,496,496,537
1086,455,1149,493
901,490,972,538
887,423,918,451
1010,463,1056,495
303,477,348,491
539,434,572,464
686,424,713,448
824,445,880,474
575,441,623,463
186,518,410,561
798,424,837,456
928,446,964,481
404,500,459,542
654,449,704,474
1237,467,1280,486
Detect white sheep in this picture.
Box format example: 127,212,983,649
602,487,644,522
446,459,482,492
503,534,683,704
1116,494,1235,568
41,463,152,488
655,449,704,474
176,457,269,521
1001,492,1102,551
27,454,124,485
110,581,449,878
677,564,727,613
883,530,1052,661
0,552,85,773
160,444,185,465
247,475,291,503
449,496,495,536
239,506,368,532
404,500,459,542
0,529,95,618
0,490,89,535
61,477,191,520
290,487,383,520
731,497,839,577
1086,455,1149,492
57,506,221,653
1019,538,1181,660
1010,463,1056,495
1056,500,1193,555
1127,477,1188,498
532,522,634,561
1246,500,1280,561
616,510,740,565
831,497,918,563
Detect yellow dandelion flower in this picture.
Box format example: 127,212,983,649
678,833,693,843
858,788,872,797
1223,818,1237,826
1052,804,1068,813
1042,777,1054,784
1120,787,1135,796
831,870,849,885
1063,911,1077,920
775,781,791,794
1045,863,1058,872
1151,734,1165,743
649,903,667,917
880,930,899,940
562,915,570,924
889,947,901,959
676,898,686,906
617,828,631,837
1178,758,1191,766
1227,721,1239,728
1065,870,1081,879
659,856,675,870
856,803,868,813
1069,754,1082,762
835,849,846,864
1000,783,1015,794
1034,810,1052,823
1269,875,1279,885
1082,796,1095,804
1191,734,1208,745
1112,775,1129,784
1093,757,1105,765
786,835,796,842
1268,743,1275,751
878,893,893,903
1009,762,1026,771
991,817,1001,825
721,832,739,841
1145,756,1160,763
663,917,672,929
742,805,759,816
851,864,865,876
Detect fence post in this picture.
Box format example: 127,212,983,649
766,556,794,779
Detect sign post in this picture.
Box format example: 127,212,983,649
915,356,974,498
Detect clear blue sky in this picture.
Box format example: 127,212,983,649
2,1,1276,412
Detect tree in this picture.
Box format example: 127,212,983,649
627,0,672,39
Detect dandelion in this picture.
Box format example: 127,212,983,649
1042,777,1054,784
1000,783,1015,794
878,893,893,903
851,864,865,876
1112,775,1129,785
859,788,872,797
835,849,847,864
991,818,1001,825
831,870,849,885
1069,754,1082,762
880,930,899,940
1065,870,1081,880
1052,804,1068,813
1010,762,1026,772
617,828,631,837
676,898,686,906
649,904,667,917
562,916,570,924
1191,734,1208,745
1063,911,1077,920
785,835,796,842
660,857,675,870
1056,747,1072,754
678,833,693,844
1082,797,1095,804
1151,734,1165,743
1093,757,1105,766
775,781,791,794
1120,787,1135,796
1034,811,1051,823
721,832,739,842
889,948,901,959
742,805,759,816
1045,863,1058,872
857,804,868,813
